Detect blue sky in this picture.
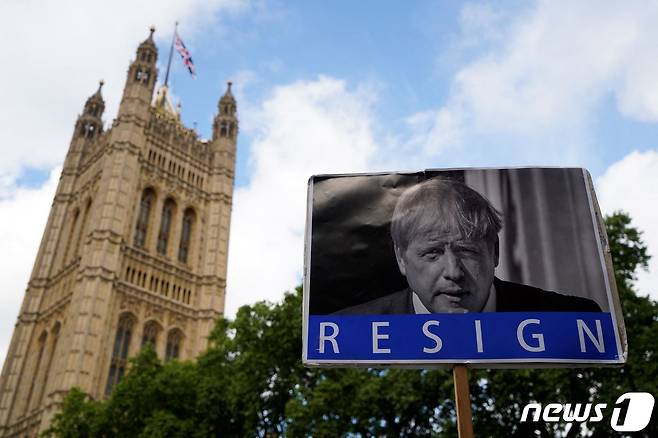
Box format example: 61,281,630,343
177,0,652,178
167,1,468,186
1,0,658,363
10,1,658,186
166,0,658,179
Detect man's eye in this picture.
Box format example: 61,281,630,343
422,249,442,258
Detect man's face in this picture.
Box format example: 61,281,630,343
395,216,498,313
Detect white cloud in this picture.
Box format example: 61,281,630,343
0,0,249,366
0,168,59,363
0,0,246,195
412,1,658,165
225,76,378,315
597,150,658,301
223,0,658,316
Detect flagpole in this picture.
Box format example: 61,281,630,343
164,21,178,88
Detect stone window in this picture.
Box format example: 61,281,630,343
157,198,176,255
178,208,195,263
135,68,150,83
63,209,79,263
105,314,135,396
141,321,160,348
37,323,60,405
24,331,47,414
75,198,92,256
134,188,154,248
81,123,96,138
165,329,183,362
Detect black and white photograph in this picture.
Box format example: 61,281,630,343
306,168,615,316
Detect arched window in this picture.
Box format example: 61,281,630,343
24,331,47,414
83,123,96,138
141,321,160,348
165,329,183,362
75,199,92,256
105,314,135,395
63,209,79,263
178,208,195,263
220,121,228,137
134,189,154,248
38,322,60,405
135,68,150,83
157,198,176,255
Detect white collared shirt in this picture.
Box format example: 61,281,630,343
412,284,497,314
412,292,431,314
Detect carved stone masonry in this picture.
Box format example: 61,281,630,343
0,28,237,437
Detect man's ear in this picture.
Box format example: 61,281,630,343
394,244,407,276
494,236,500,268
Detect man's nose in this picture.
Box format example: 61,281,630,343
442,249,464,281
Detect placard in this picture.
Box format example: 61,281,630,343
302,168,626,367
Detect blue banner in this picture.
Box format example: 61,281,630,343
306,312,620,364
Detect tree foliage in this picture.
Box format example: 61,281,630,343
44,212,657,437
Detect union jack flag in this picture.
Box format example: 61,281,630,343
174,32,196,78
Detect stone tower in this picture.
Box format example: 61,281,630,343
0,28,237,437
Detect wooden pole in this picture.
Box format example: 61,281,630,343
452,365,474,438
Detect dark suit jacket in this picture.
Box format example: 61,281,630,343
334,277,602,315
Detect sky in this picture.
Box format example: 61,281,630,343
1,0,658,364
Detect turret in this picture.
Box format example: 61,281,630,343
118,27,158,119
210,82,238,169
64,81,105,171
74,80,105,140
212,81,238,141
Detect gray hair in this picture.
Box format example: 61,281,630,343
390,178,503,251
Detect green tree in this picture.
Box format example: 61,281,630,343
471,211,656,437
44,211,656,437
42,388,101,438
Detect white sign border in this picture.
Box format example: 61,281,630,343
301,167,627,368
